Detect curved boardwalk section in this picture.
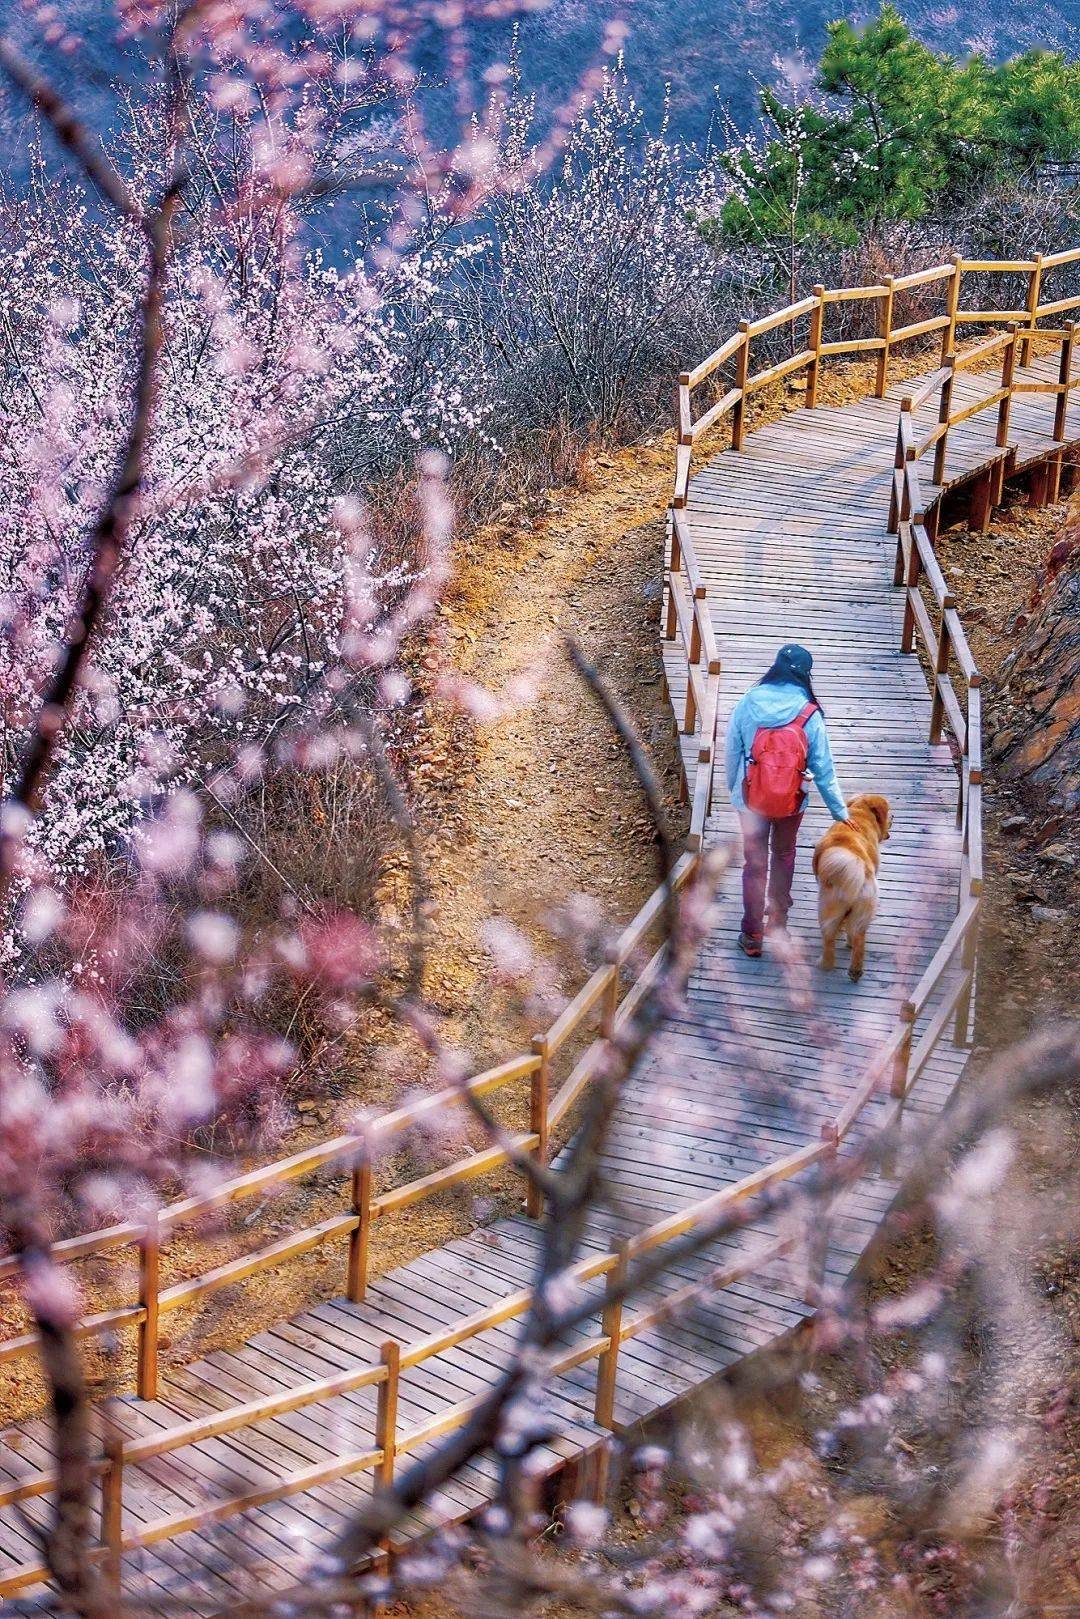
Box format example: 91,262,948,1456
3,284,1078,1612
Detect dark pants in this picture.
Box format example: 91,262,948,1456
739,810,804,939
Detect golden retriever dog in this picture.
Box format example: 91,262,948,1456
812,794,892,981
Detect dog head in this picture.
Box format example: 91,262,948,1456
848,793,892,841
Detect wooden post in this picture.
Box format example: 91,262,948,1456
677,373,692,445
992,455,1007,509
100,1426,124,1596
585,1440,613,1506
890,407,914,584
1054,322,1074,442
970,468,995,534
1028,459,1051,508
953,912,979,1048
900,518,922,655
664,584,677,641
731,324,750,451
932,354,956,488
1020,253,1044,367
688,601,702,667
137,1212,160,1401
887,413,907,539
928,617,953,745
941,255,963,364
600,961,619,1042
806,286,825,407
527,1036,550,1219
372,1339,401,1577
997,324,1018,448
683,670,698,735
885,1014,915,1180
375,1340,400,1490
704,727,718,817
347,1156,372,1303
806,1123,838,1304
594,1243,628,1430
876,275,895,397
892,1014,914,1099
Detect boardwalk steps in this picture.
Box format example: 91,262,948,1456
4,263,1080,1611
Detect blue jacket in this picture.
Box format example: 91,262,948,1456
725,681,847,821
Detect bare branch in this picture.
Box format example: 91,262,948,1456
0,36,139,220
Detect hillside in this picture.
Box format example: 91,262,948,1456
2,2,1078,198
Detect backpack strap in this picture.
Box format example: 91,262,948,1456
793,702,819,730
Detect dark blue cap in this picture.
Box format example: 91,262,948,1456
776,643,813,676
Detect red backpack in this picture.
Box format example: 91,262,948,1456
745,703,818,818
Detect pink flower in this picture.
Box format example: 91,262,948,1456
296,910,380,992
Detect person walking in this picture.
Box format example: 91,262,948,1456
724,644,848,957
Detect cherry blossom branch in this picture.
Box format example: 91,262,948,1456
0,30,194,1612
2,1209,113,1619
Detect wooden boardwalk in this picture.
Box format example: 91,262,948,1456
1,348,1072,1617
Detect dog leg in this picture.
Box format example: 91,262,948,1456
820,915,841,971
848,930,866,982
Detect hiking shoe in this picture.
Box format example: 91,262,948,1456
738,931,763,958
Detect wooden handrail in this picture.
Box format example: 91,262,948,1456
821,282,888,303
958,257,1038,273
663,501,722,849
745,294,819,337
0,1125,880,1563
953,306,1029,325
952,328,1015,371
892,262,954,291
900,900,981,1022
685,329,746,391
0,862,693,1368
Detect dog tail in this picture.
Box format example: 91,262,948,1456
814,844,865,905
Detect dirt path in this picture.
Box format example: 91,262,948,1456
410,436,686,1051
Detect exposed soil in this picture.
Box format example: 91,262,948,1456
943,488,1080,1040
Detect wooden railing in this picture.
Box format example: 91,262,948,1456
0,1017,928,1600
6,248,1080,1602
0,858,697,1404
662,507,721,847
673,246,1080,508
